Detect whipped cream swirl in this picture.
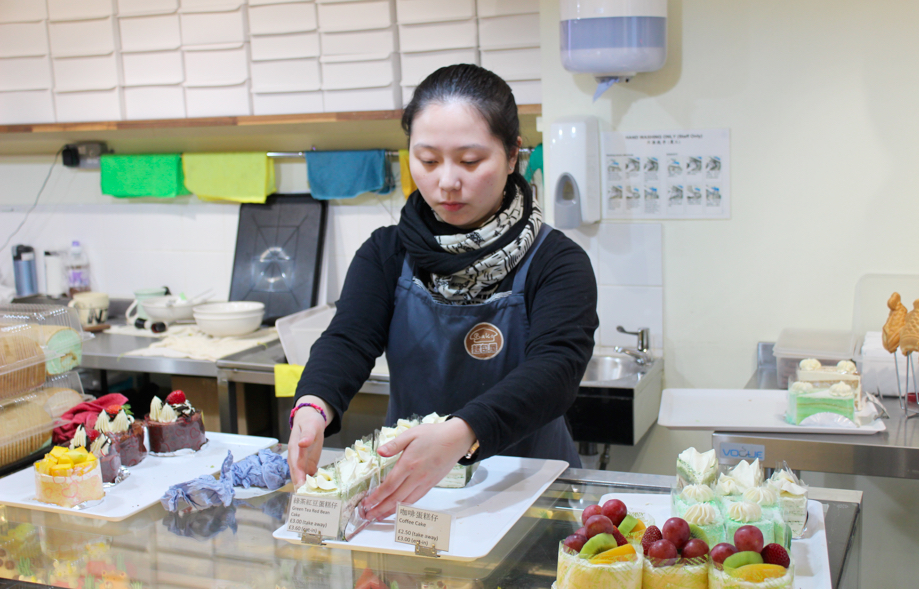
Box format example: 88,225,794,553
743,486,778,506
836,360,857,373
684,503,719,526
728,501,762,522
829,382,854,397
799,358,822,371
790,381,814,392
681,484,715,503
715,474,742,496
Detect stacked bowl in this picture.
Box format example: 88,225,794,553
193,302,265,337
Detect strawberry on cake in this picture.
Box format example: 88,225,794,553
94,404,147,467
146,390,206,454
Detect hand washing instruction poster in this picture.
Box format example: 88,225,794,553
601,129,730,220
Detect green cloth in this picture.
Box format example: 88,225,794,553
524,143,543,183
100,154,190,198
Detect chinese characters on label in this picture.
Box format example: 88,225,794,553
286,495,343,538
602,129,730,220
394,503,452,552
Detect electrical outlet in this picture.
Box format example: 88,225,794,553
62,142,111,169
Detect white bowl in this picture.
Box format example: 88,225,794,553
141,296,199,322
193,302,265,317
194,311,264,337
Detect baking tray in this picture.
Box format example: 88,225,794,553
0,432,277,521
659,389,886,435
599,493,831,589
273,455,568,561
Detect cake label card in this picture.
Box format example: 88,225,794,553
286,495,342,539
394,503,452,552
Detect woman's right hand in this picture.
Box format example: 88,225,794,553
287,397,331,487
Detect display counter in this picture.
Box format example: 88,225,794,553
0,463,861,589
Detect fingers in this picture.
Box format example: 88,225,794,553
376,427,415,458
287,417,322,487
365,478,427,521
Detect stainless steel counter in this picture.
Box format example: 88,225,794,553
0,465,862,589
712,342,919,479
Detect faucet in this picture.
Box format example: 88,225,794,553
614,326,652,365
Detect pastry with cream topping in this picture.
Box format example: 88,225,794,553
724,502,774,547
676,447,718,487
671,483,720,518
146,390,206,454
70,425,120,484
767,468,808,537
94,404,146,466
33,445,103,508
794,358,863,410
786,381,856,425
682,502,726,546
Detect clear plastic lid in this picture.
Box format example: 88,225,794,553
0,303,86,401
772,328,857,360
0,372,86,468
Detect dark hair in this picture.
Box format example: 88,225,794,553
402,64,522,174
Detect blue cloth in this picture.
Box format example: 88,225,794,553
161,451,235,512
305,150,393,199
163,504,237,539
230,449,290,490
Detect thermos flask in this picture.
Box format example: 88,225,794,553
13,245,38,297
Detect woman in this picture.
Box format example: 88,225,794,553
288,64,598,521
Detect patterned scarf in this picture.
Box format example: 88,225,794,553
425,183,542,304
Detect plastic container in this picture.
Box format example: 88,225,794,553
0,371,85,469
276,303,337,366
0,303,86,401
772,328,858,388
65,241,90,296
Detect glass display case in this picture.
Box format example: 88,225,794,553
0,466,860,589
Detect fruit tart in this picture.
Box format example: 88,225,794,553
34,446,104,508
70,425,121,484
640,517,710,589
709,527,794,589
146,390,206,454
94,404,146,466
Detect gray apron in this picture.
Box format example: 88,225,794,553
386,225,581,466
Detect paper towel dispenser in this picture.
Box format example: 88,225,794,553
548,116,601,229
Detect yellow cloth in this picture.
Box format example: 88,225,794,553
399,149,416,199
274,363,304,398
182,152,276,203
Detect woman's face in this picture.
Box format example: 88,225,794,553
409,101,518,230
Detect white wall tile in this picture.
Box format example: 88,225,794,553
180,207,232,252
597,285,663,350
183,251,234,301
559,225,598,277
595,222,662,287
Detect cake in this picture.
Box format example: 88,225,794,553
556,539,643,589
724,502,774,547
33,445,104,508
94,404,146,466
795,358,863,410
676,447,718,487
682,503,726,546
709,562,794,589
146,391,206,454
710,538,794,589
767,469,807,537
672,483,720,518
376,412,478,488
642,556,708,589
70,425,121,484
786,381,856,425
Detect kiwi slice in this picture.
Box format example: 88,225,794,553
723,550,764,570
578,533,619,559
688,523,712,547
618,515,639,535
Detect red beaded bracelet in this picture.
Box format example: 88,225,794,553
289,402,327,429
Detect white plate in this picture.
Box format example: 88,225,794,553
273,455,568,561
598,493,831,589
659,389,886,435
0,432,277,521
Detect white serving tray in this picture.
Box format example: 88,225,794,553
598,493,831,589
0,432,277,521
273,455,568,561
659,388,886,435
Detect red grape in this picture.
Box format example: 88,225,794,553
574,526,587,538
681,538,710,559
584,515,614,539
733,525,764,553
710,543,739,565
563,534,588,553
581,504,602,525
647,539,679,566
601,499,628,526
662,517,691,551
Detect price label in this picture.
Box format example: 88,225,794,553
286,494,342,539
393,503,452,553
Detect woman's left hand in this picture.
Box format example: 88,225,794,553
361,418,477,521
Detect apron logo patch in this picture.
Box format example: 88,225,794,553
465,323,504,360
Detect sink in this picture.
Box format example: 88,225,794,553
581,354,645,384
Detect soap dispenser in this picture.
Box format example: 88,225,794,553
548,116,601,229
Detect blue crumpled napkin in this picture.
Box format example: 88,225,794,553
161,451,235,512
230,449,290,490
163,503,238,540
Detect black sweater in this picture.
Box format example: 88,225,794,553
294,225,599,461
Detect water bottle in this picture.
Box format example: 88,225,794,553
66,240,91,296
12,245,37,297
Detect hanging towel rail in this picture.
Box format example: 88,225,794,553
267,148,534,159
